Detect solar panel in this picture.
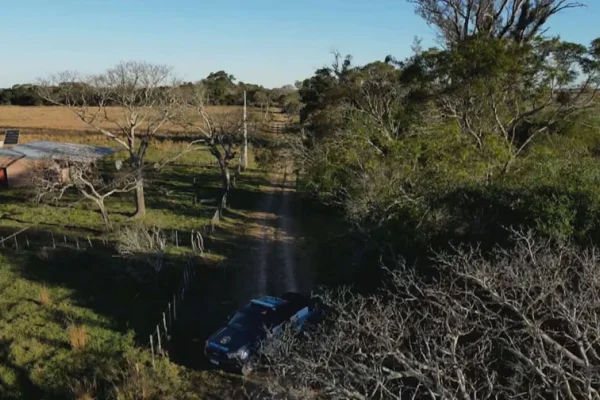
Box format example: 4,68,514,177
3,130,20,145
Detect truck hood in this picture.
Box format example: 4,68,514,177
207,325,258,353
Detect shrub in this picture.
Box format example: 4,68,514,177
70,377,97,400
117,225,167,273
111,348,188,400
259,233,600,399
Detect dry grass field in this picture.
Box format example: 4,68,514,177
0,105,256,130
0,105,290,146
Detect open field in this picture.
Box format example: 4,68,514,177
0,105,293,138
0,105,254,132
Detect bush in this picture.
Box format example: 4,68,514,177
117,225,167,273
259,233,600,399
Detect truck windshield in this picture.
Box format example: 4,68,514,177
229,311,271,330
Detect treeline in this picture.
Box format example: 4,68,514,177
295,32,600,278
0,70,302,114
262,2,600,398
197,70,301,114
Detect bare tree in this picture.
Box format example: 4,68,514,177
30,159,138,230
176,83,244,193
258,232,600,399
38,61,183,217
408,0,584,45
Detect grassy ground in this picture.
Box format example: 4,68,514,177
0,123,270,398
0,107,335,398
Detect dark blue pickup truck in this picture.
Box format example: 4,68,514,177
204,292,321,373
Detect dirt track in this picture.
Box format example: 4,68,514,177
170,168,314,374
251,167,306,297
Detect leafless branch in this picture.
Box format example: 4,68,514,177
258,232,600,399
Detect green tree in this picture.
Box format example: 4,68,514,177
409,35,600,174
201,70,237,105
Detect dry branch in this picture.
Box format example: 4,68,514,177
258,232,600,399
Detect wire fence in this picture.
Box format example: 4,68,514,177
1,156,237,369
146,189,229,368
148,258,196,368
1,192,228,365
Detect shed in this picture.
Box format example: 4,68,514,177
0,141,116,188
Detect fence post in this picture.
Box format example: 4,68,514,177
14,236,18,251
156,325,162,354
163,312,168,341
175,230,179,248
87,236,93,248
51,233,56,249
26,236,30,248
150,335,155,368
76,237,80,250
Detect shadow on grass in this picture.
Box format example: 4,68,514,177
0,338,45,400
0,246,193,344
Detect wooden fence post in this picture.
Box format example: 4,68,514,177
156,325,162,354
51,233,56,249
14,236,18,251
163,312,168,340
150,335,155,368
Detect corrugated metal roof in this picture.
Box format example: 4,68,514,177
0,141,115,163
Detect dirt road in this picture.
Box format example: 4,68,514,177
251,168,310,297
170,168,315,372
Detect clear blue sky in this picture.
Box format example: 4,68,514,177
0,0,598,89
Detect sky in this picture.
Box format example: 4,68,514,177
0,0,598,89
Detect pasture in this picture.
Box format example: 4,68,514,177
0,105,272,399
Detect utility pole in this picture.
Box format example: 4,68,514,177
242,90,248,170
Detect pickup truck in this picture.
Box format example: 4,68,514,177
204,292,321,373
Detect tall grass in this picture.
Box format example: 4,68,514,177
39,286,51,307
67,324,88,350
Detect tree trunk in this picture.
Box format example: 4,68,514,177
221,165,231,192
134,179,146,218
97,200,112,231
